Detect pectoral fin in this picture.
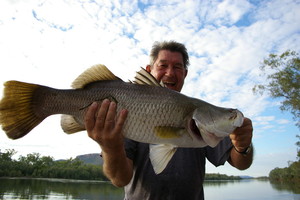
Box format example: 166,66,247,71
149,144,177,174
154,126,186,139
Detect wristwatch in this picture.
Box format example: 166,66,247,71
233,143,252,156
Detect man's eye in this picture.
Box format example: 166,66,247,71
160,65,167,68
175,65,184,70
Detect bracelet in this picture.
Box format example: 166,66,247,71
233,143,252,156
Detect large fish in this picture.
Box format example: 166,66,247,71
0,64,244,174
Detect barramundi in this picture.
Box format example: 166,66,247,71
0,64,244,174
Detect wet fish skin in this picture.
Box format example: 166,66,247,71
0,65,243,147
0,65,244,174
0,80,195,145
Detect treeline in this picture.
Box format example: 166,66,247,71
0,149,108,181
1,149,243,181
205,173,241,180
269,135,300,183
269,161,300,183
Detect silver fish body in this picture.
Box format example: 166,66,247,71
0,65,243,147
0,65,244,173
5,79,242,148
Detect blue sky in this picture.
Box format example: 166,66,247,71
0,0,299,177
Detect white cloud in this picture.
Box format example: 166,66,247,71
276,119,290,124
254,116,276,122
211,0,253,25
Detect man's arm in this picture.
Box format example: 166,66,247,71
228,118,253,170
85,100,133,187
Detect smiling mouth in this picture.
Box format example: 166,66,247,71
189,119,203,141
163,81,176,87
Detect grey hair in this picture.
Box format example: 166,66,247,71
149,41,190,69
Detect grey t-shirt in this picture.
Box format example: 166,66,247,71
124,137,232,200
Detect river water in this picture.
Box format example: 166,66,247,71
0,178,299,200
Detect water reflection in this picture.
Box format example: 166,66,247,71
1,178,300,200
204,179,300,200
203,179,242,187
270,180,300,194
0,178,124,200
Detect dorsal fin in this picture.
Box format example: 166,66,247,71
132,67,165,87
71,64,120,89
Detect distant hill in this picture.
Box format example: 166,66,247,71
76,153,103,165
239,175,253,179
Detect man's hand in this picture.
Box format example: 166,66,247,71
85,99,132,187
85,99,128,153
229,117,253,152
228,117,253,170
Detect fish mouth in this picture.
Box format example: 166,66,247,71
189,119,203,141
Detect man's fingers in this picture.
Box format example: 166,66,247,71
230,117,253,151
231,118,252,135
85,102,98,132
104,101,117,129
115,109,128,133
94,99,111,129
85,99,128,146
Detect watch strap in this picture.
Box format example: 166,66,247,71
233,143,252,155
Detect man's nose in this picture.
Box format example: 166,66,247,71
165,66,175,77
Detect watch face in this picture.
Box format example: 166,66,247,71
243,144,252,155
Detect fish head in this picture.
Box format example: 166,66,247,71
189,106,244,147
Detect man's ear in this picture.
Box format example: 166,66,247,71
146,65,151,73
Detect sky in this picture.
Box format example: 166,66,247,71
0,0,299,177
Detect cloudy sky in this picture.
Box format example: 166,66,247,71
0,0,299,177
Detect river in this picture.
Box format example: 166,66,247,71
0,178,299,200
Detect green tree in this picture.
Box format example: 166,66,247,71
253,50,300,128
0,149,22,176
269,135,300,183
0,149,107,180
0,149,16,162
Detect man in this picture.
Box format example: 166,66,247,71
85,41,253,200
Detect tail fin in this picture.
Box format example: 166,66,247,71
0,81,45,139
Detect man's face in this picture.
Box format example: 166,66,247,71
146,50,188,92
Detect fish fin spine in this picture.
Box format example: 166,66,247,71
133,67,164,87
71,64,120,89
61,115,85,134
0,81,45,139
